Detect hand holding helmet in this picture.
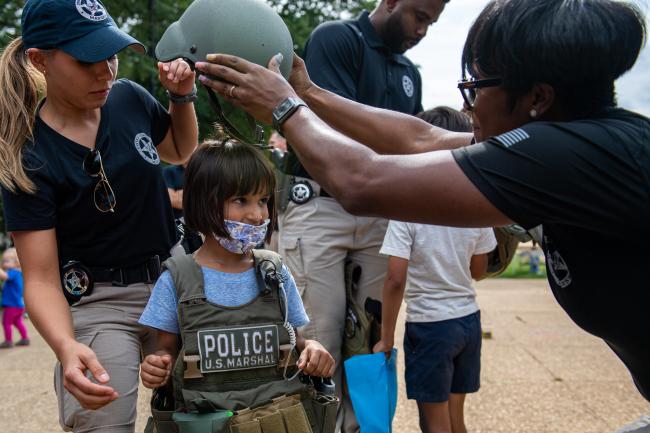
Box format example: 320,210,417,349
286,54,315,104
158,59,195,97
195,53,297,125
156,0,296,140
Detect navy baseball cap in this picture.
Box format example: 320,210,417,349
21,0,145,63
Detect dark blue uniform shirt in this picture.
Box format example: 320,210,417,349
452,109,650,399
286,11,424,178
2,79,177,268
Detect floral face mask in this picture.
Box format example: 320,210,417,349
215,219,270,254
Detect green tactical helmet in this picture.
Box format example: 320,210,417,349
156,0,294,144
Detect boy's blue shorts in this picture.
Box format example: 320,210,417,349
403,311,481,403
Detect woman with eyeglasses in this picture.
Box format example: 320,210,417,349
196,0,650,401
0,0,197,431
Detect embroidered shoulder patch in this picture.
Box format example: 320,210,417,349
495,128,530,148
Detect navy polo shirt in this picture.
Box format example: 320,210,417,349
285,11,424,178
163,164,185,219
2,79,177,268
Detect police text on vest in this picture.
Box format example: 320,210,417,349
197,325,279,373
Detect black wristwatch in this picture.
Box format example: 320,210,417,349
167,85,197,104
272,97,306,134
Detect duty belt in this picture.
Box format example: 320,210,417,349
289,176,331,205
61,255,164,305
89,255,163,286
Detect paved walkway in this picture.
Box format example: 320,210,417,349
1,278,648,432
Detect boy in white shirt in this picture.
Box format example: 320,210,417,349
373,107,497,433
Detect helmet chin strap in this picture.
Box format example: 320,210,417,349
203,85,268,148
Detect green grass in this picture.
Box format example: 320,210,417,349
498,253,547,279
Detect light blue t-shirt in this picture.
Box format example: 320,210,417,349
139,264,309,334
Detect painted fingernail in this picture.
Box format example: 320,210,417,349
274,52,283,65
206,54,217,61
195,62,205,70
198,75,207,83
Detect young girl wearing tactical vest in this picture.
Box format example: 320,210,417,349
139,139,337,433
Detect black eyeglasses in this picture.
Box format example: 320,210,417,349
457,76,502,109
83,149,116,213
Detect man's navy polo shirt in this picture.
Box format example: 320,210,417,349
286,11,423,178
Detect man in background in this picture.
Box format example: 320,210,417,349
278,1,450,431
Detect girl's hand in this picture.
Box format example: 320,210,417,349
158,59,195,97
297,340,335,378
140,353,173,389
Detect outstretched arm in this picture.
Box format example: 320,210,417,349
13,229,118,409
197,54,470,155
195,54,508,227
293,56,472,154
280,108,508,227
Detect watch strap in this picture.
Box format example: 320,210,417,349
167,85,198,104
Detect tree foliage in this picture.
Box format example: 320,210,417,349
271,0,376,51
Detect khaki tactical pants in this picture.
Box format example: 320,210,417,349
54,282,157,433
279,194,388,433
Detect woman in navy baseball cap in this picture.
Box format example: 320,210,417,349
0,1,199,431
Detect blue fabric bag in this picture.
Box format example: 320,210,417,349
344,349,398,433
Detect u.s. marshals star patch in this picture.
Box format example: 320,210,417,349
494,128,530,148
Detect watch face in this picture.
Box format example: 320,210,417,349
278,99,293,116
273,100,287,120
273,97,304,131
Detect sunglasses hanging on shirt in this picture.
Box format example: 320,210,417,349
83,148,117,213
